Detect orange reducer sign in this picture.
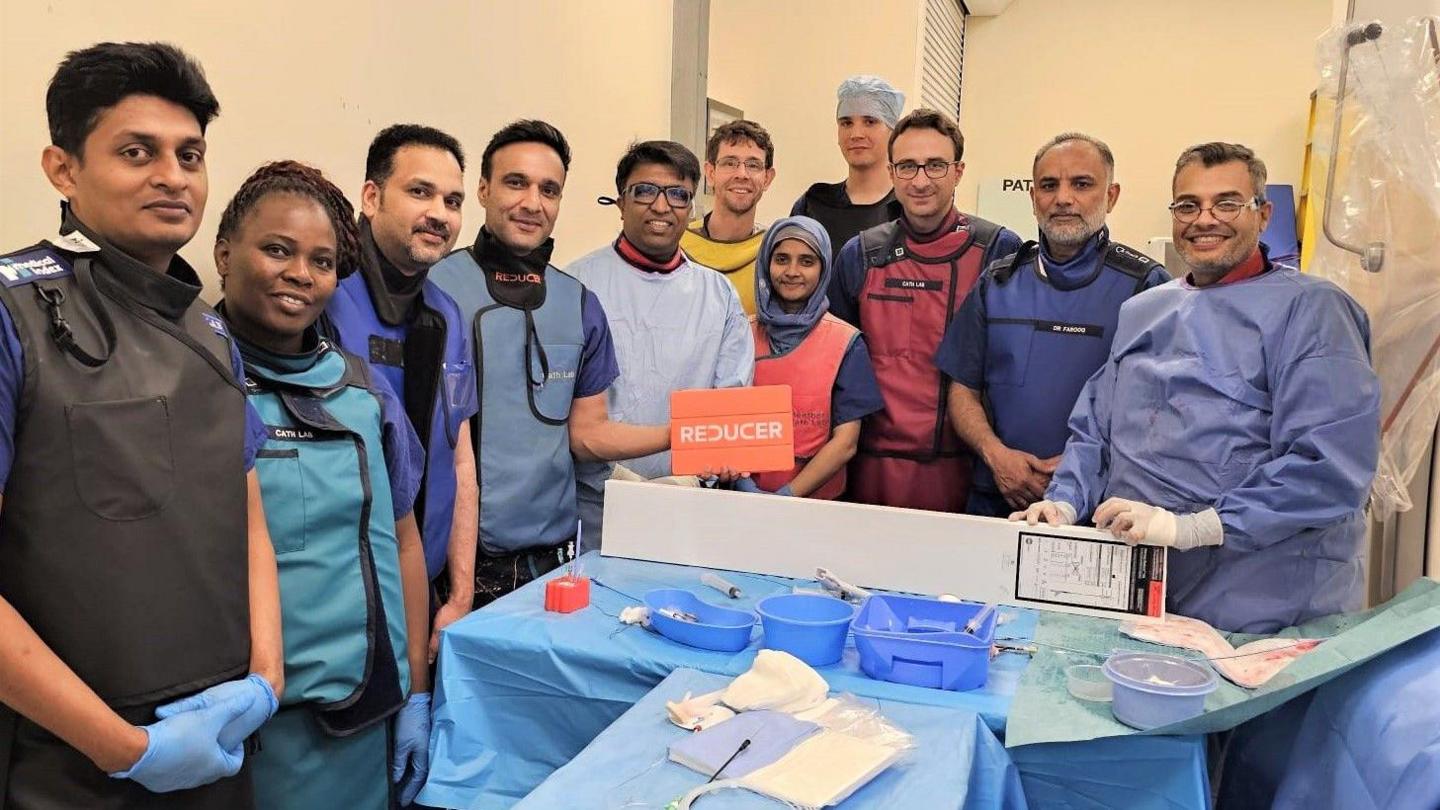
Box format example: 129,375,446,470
670,385,795,476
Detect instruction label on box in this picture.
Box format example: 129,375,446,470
1014,532,1166,617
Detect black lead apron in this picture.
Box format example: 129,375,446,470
0,218,251,809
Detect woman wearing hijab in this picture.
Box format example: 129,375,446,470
739,216,884,498
212,161,433,807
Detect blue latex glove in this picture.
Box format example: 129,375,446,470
392,692,431,806
110,693,256,792
732,478,793,496
154,674,278,751
731,477,762,494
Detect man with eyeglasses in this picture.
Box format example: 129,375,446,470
568,140,754,547
792,75,905,262
1016,142,1380,633
829,109,1021,513
429,121,668,606
936,133,1170,518
682,120,776,315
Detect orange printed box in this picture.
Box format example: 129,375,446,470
670,386,795,475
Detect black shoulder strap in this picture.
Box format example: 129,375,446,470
35,257,116,368
1105,242,1163,279
987,241,1039,286
858,221,905,269
1104,241,1166,294
964,215,1003,250
334,343,373,390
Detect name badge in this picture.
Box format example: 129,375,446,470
1035,321,1104,338
884,278,943,292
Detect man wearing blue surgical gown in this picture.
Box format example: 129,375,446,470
568,140,754,549
1015,142,1380,633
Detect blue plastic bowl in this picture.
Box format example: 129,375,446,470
1103,651,1218,729
755,593,856,666
643,588,756,653
851,594,997,691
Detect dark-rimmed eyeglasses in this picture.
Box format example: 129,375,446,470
622,182,694,208
714,157,767,174
1168,197,1261,224
891,160,961,180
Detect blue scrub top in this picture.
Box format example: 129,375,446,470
575,288,621,399
831,338,886,426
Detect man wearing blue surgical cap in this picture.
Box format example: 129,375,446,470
791,75,905,261
1016,143,1381,633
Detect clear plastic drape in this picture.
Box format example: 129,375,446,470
1309,16,1440,519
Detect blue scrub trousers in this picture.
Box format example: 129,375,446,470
965,488,1011,518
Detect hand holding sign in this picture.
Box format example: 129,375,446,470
670,386,795,477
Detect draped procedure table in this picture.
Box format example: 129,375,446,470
418,553,1209,809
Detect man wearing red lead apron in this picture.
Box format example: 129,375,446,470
828,109,1021,513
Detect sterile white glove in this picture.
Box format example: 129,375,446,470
1093,498,1223,551
1009,500,1076,526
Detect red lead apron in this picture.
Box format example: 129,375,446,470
751,315,858,499
850,217,997,512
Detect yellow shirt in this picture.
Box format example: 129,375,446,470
681,220,765,316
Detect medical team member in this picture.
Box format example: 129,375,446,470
735,217,883,498
213,162,433,808
937,133,1169,517
324,125,479,655
790,76,905,261
569,140,755,547
0,42,282,807
1018,143,1381,633
681,120,776,315
430,121,668,605
830,109,1022,513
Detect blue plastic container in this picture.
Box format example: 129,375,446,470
850,594,997,691
755,593,855,666
643,588,756,653
1103,651,1218,729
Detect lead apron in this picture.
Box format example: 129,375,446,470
751,315,859,499
850,218,999,511
323,273,470,580
975,240,1161,496
243,346,409,810
429,248,583,554
0,247,250,808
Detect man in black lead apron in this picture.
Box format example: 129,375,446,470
0,42,284,809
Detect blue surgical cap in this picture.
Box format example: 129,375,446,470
836,75,905,128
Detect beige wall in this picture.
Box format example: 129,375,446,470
956,0,1332,249
1,0,1342,285
706,0,924,228
0,0,673,294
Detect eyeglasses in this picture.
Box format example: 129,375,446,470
891,160,961,180
714,157,768,174
622,182,694,208
1168,197,1261,223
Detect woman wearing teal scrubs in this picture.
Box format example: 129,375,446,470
213,161,433,807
